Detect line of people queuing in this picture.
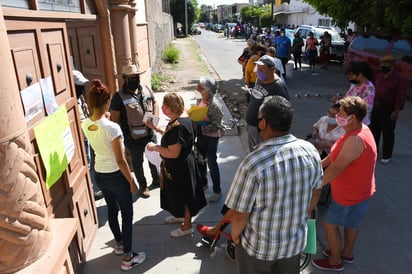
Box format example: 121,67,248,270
195,31,408,273
79,36,407,272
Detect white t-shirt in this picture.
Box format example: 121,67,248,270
81,117,123,173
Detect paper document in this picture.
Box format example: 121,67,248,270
143,112,159,127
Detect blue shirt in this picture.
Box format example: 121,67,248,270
275,36,291,57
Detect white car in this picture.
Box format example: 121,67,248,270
295,25,345,63
191,24,202,35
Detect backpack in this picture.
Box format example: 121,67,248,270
118,86,154,139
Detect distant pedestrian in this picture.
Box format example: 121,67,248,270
274,28,291,77
320,31,331,70
292,32,304,70
345,28,356,50
369,55,408,164
238,39,257,77
312,96,377,272
265,47,286,84
305,32,319,72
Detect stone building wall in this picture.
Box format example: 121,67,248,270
146,0,174,73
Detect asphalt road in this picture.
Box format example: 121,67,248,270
194,30,412,273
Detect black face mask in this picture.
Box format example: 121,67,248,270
349,79,360,85
125,77,141,91
381,66,391,74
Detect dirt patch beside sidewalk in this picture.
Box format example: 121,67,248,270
155,37,249,151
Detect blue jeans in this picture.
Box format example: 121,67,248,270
95,170,133,254
324,198,371,228
124,133,159,189
84,139,101,193
197,133,221,194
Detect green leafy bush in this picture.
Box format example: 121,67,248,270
151,73,172,92
163,44,180,63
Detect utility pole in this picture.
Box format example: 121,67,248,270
185,0,188,36
271,0,274,25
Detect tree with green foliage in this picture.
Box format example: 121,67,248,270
303,0,412,34
241,4,273,28
170,0,200,35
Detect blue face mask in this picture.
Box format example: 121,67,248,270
327,117,337,125
257,70,268,81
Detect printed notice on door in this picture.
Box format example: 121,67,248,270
34,105,74,189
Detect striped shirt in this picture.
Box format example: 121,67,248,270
225,134,323,260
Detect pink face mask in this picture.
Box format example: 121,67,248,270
336,115,351,127
161,105,167,116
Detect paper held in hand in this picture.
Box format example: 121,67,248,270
143,112,159,127
145,144,162,168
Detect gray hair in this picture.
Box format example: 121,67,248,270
267,47,276,57
199,76,217,94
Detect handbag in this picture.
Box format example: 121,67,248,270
303,219,317,254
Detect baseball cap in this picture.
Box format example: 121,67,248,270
72,69,89,85
254,55,276,68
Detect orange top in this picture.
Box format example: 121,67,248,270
330,125,377,206
245,55,259,86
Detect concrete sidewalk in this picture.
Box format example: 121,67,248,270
82,91,246,274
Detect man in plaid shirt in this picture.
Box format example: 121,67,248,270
225,96,323,274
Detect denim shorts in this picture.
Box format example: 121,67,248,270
324,198,371,228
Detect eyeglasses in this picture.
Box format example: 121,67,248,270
327,111,336,117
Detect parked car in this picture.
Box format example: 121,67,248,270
345,33,412,96
295,25,345,63
191,24,201,35
215,24,224,33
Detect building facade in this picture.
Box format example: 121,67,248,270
217,3,248,24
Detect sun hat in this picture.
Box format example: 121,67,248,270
121,64,145,76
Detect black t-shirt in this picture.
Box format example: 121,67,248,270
245,78,289,126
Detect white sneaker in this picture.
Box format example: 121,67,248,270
380,158,391,164
120,251,146,271
170,227,194,237
164,216,185,224
208,192,221,203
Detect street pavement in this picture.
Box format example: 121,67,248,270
83,31,412,274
